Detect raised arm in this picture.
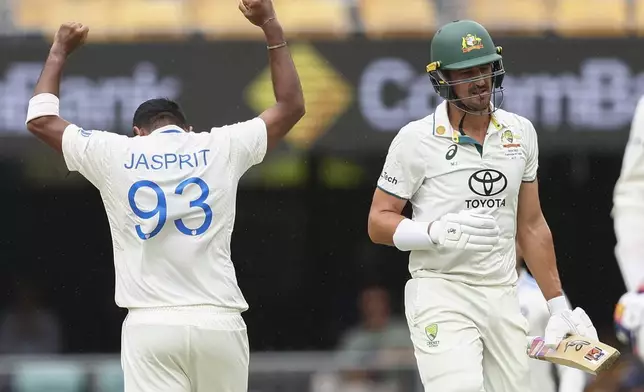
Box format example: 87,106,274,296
239,0,305,151
25,22,88,153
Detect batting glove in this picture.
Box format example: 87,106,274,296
614,289,644,351
544,296,598,347
428,209,500,252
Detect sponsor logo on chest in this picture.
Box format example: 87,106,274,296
466,169,508,209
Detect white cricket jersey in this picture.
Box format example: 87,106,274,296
377,101,538,286
61,118,268,311
517,268,588,392
613,95,644,291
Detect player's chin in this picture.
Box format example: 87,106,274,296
465,97,490,112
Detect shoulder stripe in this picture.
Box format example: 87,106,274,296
376,186,407,200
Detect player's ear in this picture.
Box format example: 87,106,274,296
188,125,193,133
133,126,142,136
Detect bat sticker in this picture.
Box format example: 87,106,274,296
584,347,606,363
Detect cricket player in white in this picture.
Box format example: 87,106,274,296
516,247,589,392
24,1,305,391
367,20,598,392
613,95,644,361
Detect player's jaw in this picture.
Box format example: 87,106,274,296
451,82,492,113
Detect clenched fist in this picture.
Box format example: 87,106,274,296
52,22,89,57
238,0,276,27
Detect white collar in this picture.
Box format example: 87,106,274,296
150,125,186,135
432,100,508,142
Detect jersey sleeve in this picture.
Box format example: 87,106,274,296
377,124,426,200
612,96,644,291
521,118,539,182
62,124,124,189
614,95,644,203
213,117,268,178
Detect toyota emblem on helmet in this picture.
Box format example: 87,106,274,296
468,169,507,197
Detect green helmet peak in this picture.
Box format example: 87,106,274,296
426,19,506,111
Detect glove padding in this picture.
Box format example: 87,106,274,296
429,209,500,252
615,291,644,364
615,291,644,346
544,307,598,347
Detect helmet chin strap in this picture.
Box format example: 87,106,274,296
451,87,506,137
449,86,505,116
458,111,467,137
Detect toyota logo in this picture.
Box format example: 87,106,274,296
468,169,507,197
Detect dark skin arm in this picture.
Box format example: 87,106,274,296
367,188,408,246
26,22,88,153
240,0,305,151
517,180,563,301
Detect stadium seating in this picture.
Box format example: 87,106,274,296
272,0,351,38
189,0,351,39
552,0,628,36
358,0,437,38
634,0,644,35
13,0,46,32
15,0,114,37
12,361,86,392
465,0,549,34
10,0,639,40
15,0,188,41
110,0,188,39
189,0,262,39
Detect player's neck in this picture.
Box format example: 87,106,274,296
447,104,490,142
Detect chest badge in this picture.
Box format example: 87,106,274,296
500,129,523,158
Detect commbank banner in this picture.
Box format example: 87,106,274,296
0,37,640,156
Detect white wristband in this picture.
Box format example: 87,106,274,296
392,218,433,251
26,93,60,124
428,221,442,244
547,295,570,315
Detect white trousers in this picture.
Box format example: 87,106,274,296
121,306,249,392
404,277,530,392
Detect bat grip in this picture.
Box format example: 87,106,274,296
526,336,554,359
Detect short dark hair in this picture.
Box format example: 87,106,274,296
132,98,188,130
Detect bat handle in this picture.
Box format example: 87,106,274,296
525,335,540,350
526,336,553,359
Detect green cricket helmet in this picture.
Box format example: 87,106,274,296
426,20,505,109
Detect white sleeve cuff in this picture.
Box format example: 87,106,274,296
547,295,571,315
392,219,433,251
252,117,268,165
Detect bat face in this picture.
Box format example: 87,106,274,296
526,335,621,375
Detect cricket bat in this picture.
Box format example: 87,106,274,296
526,335,621,375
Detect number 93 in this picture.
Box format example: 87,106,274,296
127,177,213,240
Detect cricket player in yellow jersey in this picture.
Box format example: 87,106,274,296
367,20,598,391
613,95,644,361
24,1,305,391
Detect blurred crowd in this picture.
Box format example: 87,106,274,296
0,0,637,38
